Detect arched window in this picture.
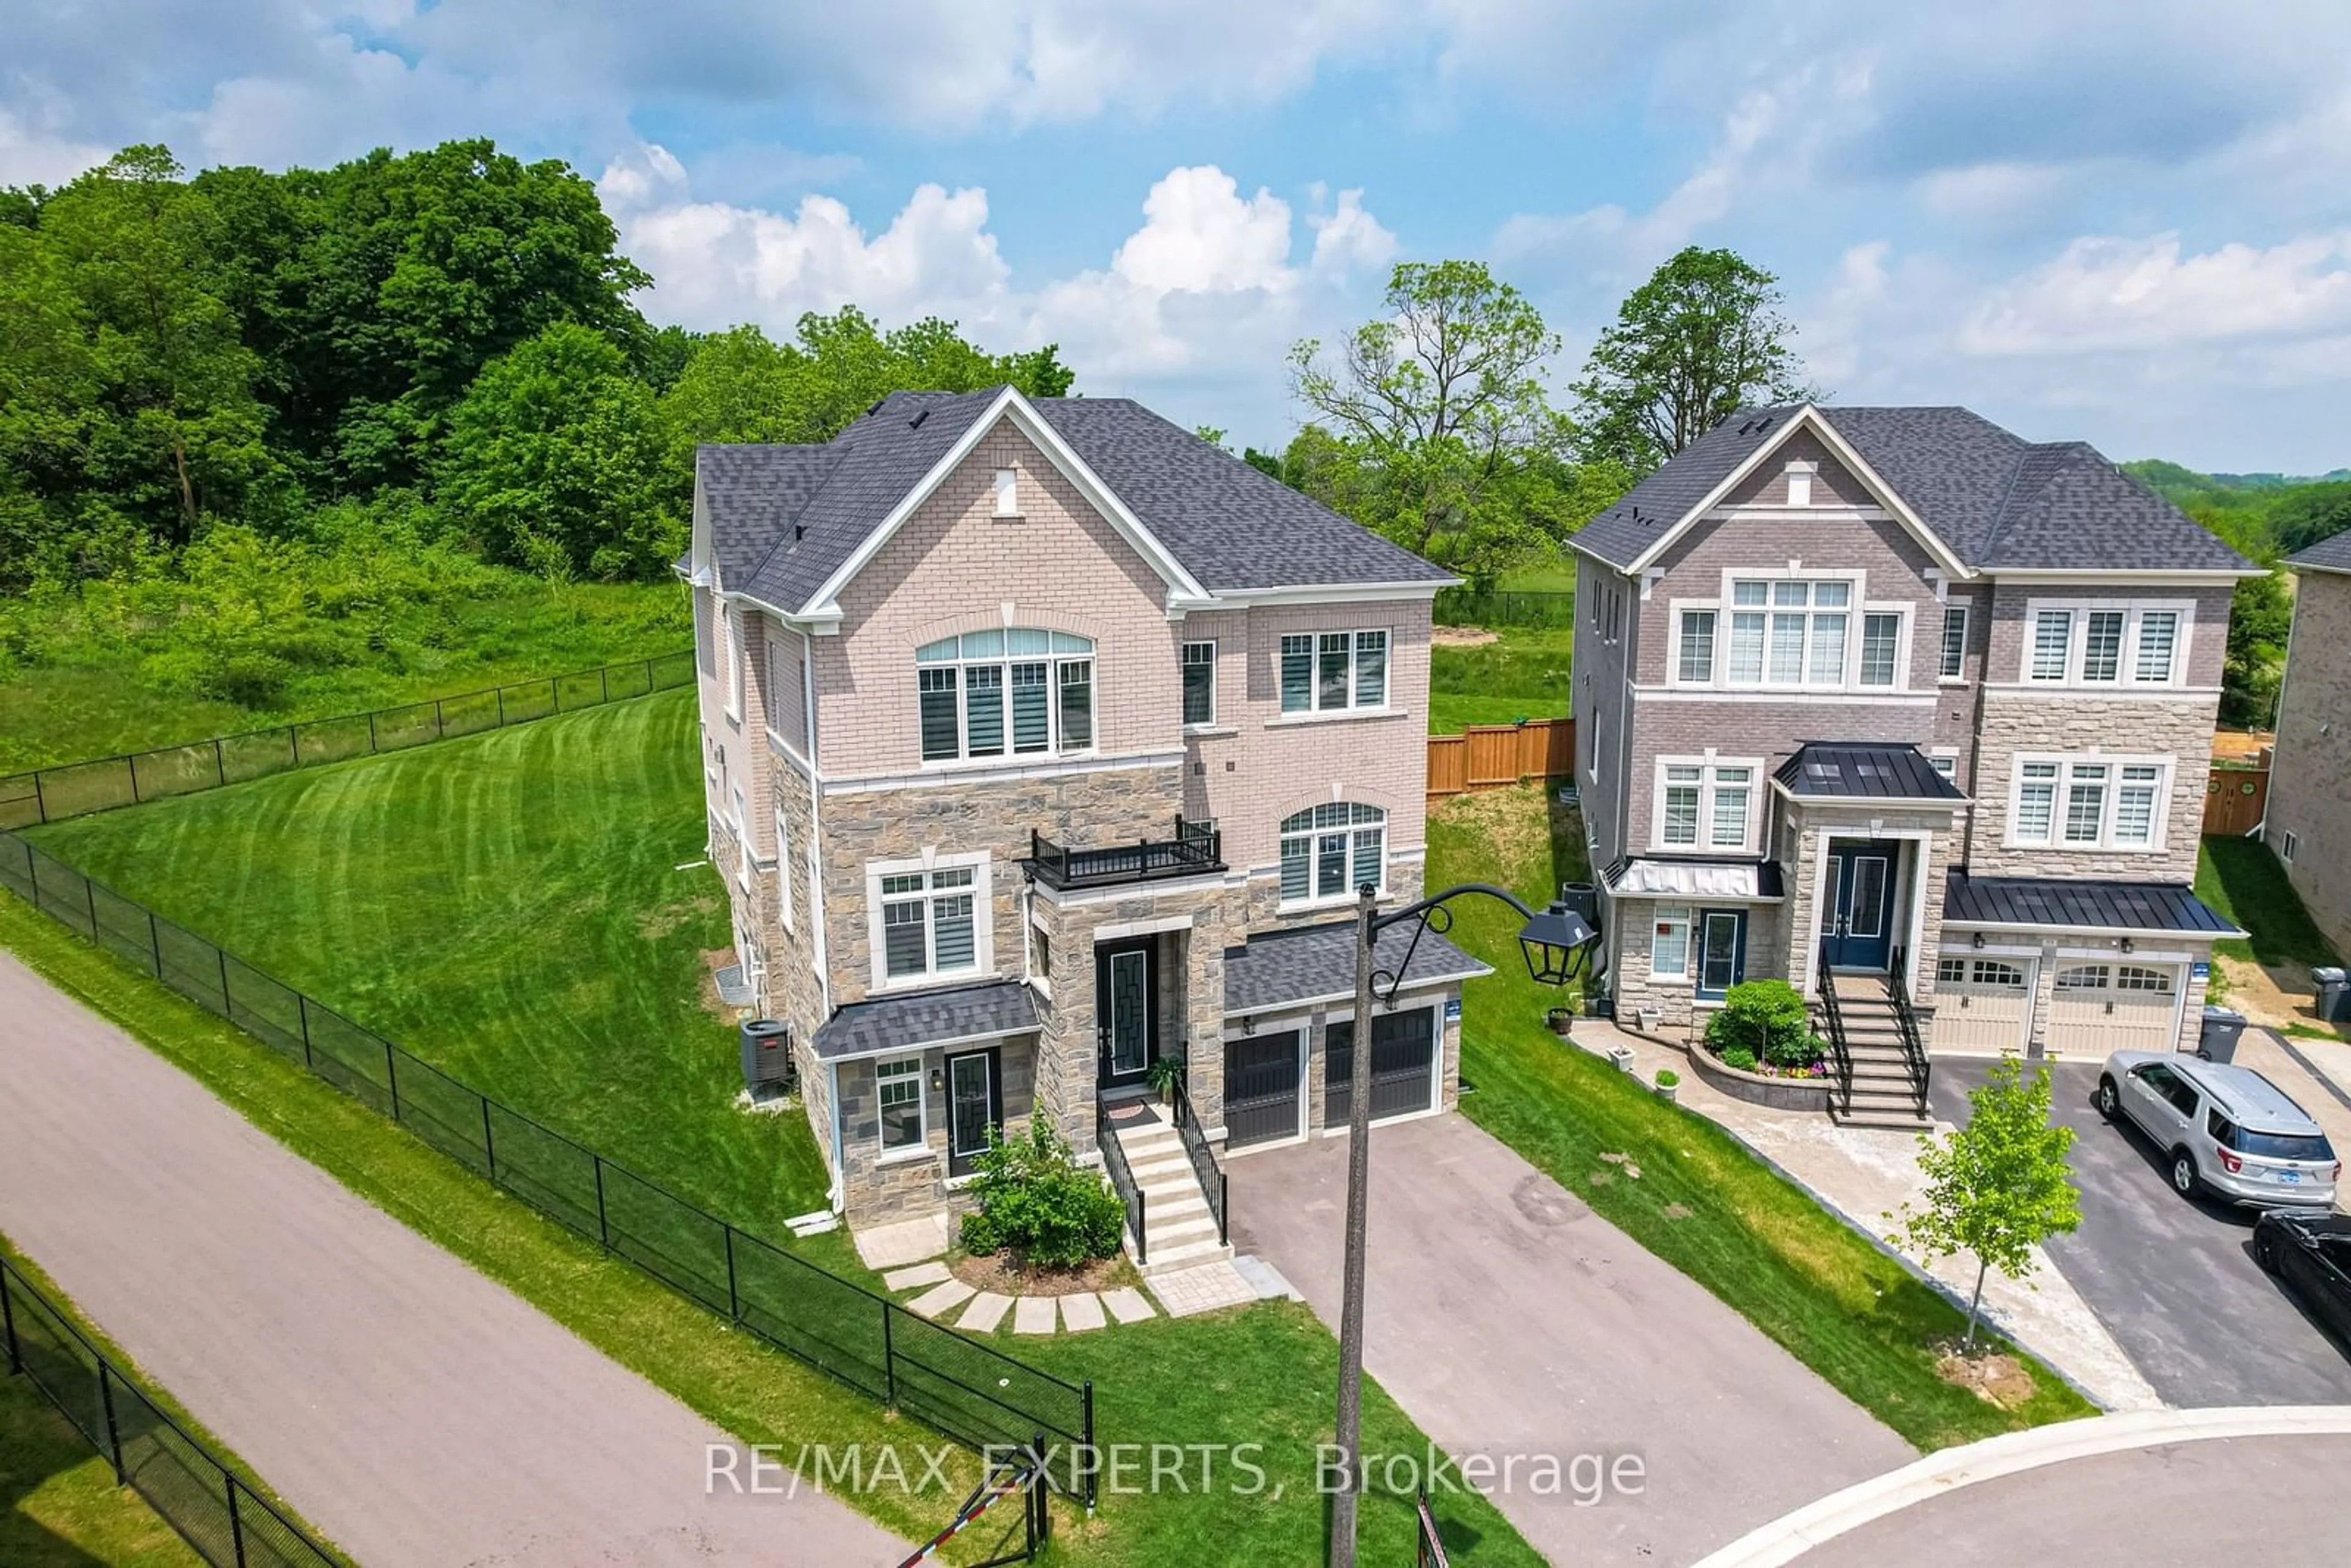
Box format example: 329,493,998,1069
1280,803,1386,905
2055,964,2110,991
917,630,1094,762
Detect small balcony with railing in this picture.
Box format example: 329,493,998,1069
1024,816,1223,892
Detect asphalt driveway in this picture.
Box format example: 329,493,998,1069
1931,1057,2351,1406
1228,1114,1912,1567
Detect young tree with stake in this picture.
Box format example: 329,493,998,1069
1895,1057,2082,1351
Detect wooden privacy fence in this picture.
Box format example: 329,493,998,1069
1428,718,1575,806
2205,760,2270,836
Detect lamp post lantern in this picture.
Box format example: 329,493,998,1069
1328,880,1594,1567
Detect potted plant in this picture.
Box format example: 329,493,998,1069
1545,1004,1575,1037
1144,1055,1186,1109
1654,1068,1680,1103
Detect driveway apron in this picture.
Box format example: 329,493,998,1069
0,950,906,1566
1230,1114,1913,1566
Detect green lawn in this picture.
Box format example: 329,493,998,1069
2197,834,2342,972
0,579,687,775
6,696,1540,1564
1429,626,1573,734
1429,784,2096,1451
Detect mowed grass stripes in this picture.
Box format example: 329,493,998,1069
28,689,831,1233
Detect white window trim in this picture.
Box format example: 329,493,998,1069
1668,571,1913,693
1278,628,1390,716
992,467,1019,518
917,631,1097,766
1181,639,1218,729
774,800,795,934
2004,752,2173,853
865,850,995,994
874,1054,931,1160
1649,904,1693,986
1668,602,1718,689
722,606,744,722
2019,598,2194,689
1938,602,1970,683
1277,804,1389,911
2281,828,2299,863
1651,754,1764,855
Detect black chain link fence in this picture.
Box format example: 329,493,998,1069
0,650,699,830
2,1253,343,1567
0,831,1098,1500
1431,588,1576,628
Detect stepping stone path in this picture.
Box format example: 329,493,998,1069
855,1214,1168,1336
883,1262,951,1291
1100,1287,1155,1324
1013,1296,1058,1335
907,1279,976,1320
1058,1292,1106,1333
958,1291,1014,1333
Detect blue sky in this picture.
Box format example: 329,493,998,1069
9,1,2351,470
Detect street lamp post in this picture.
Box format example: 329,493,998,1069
1328,881,1593,1567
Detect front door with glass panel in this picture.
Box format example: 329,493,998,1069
1095,939,1157,1088
945,1049,1000,1178
1696,910,1745,999
1822,838,1899,970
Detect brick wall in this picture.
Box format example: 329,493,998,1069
2267,569,2351,957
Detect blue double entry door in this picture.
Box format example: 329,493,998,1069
1821,838,1901,971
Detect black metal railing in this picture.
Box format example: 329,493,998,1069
1026,816,1221,891
1415,1488,1454,1567
1431,586,1577,629
1169,1076,1229,1249
1888,945,1933,1119
1816,947,1854,1118
2,1253,343,1567
0,648,697,830
0,830,1098,1502
1095,1100,1147,1265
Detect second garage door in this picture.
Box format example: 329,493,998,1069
1325,1007,1438,1127
2047,963,2181,1055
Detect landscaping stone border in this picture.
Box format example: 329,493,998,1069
1685,1045,1833,1112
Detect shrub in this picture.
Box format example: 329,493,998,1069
958,1120,1126,1267
1720,1045,1758,1073
1704,979,1822,1067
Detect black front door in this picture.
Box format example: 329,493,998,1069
945,1049,1001,1177
1224,1031,1302,1146
1822,838,1900,970
1095,938,1157,1088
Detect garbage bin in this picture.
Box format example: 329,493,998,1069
2314,966,2349,1025
2198,1005,2247,1064
740,1018,793,1092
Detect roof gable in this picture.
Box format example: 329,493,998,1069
2287,527,2351,575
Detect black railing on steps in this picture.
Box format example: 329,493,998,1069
1816,945,1854,1118
1888,945,1933,1119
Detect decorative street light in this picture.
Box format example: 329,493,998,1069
1329,879,1595,1568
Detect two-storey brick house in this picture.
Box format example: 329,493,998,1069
2263,527,2351,962
686,386,1485,1252
1569,404,2255,1111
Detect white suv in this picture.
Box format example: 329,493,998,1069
2096,1052,2339,1209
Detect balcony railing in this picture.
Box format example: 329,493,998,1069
1026,816,1223,891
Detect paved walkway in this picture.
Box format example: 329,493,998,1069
1592,1021,2161,1411
0,951,905,1567
1230,1114,1914,1567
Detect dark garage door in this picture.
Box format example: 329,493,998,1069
1224,1031,1302,1147
1325,1008,1436,1127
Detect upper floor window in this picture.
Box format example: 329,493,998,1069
2024,602,2188,687
1279,803,1386,904
1939,604,1968,680
1859,613,1902,686
877,863,983,983
1182,641,1217,726
917,630,1093,763
2010,755,2169,850
1727,579,1853,688
993,467,1019,517
1281,631,1387,714
1655,759,1757,852
1676,611,1715,683
723,609,744,719
774,801,795,934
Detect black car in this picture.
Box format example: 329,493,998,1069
2254,1210,2351,1344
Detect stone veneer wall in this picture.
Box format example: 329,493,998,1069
1965,693,2216,883
833,1038,1040,1221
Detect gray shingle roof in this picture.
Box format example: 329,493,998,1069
1775,742,1965,801
1223,921,1491,1016
699,388,1450,612
2287,528,2351,574
1942,871,2239,935
808,978,1040,1062
1571,405,2253,575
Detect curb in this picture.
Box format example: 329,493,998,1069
1692,1405,2351,1567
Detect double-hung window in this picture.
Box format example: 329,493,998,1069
878,865,981,982
1939,604,1968,680
1725,579,1857,688
876,1058,925,1152
916,630,1094,762
2010,756,2169,850
2025,602,2189,686
1181,641,1217,726
1280,630,1388,713
1859,613,1902,686
1278,803,1386,904
1676,610,1716,683
1656,760,1755,852
1651,907,1692,980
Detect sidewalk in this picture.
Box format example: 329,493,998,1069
0,950,906,1567
1580,1019,2162,1412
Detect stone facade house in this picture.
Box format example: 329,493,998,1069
2264,528,2351,961
685,386,1484,1255
1569,405,2257,1118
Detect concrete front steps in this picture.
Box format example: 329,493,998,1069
1828,988,1935,1131
1110,1105,1232,1274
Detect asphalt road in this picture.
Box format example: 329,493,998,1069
1931,1057,2351,1406
1793,1431,2351,1567
0,950,905,1567
1229,1115,1912,1568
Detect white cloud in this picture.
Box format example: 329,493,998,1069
0,110,110,187
1962,232,2351,357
